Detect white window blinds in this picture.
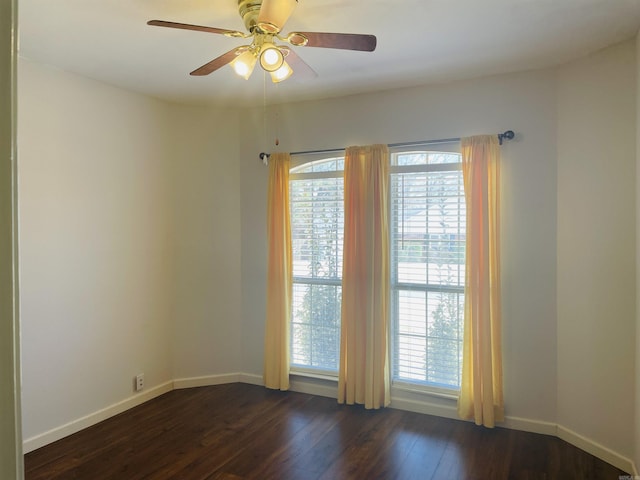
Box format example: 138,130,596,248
290,159,344,372
390,151,465,389
288,151,466,390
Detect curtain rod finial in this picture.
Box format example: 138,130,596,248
498,130,515,145
259,152,270,166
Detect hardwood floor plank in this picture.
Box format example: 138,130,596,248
359,412,432,479
393,415,457,480
24,383,629,480
133,386,297,479
181,391,316,479
317,408,406,480
241,395,345,480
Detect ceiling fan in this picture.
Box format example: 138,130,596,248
148,0,377,83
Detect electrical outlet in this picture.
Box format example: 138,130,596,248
135,373,144,392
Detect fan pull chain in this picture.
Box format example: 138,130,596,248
262,71,269,164
263,71,266,143
273,81,280,146
262,71,280,153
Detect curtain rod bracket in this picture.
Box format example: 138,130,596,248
259,152,270,165
497,130,514,145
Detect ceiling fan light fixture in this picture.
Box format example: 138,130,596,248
230,49,257,79
271,61,293,83
259,44,284,72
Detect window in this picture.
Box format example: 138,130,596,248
390,149,465,391
288,148,465,391
289,158,344,374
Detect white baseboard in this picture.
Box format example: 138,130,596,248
173,372,263,389
389,395,459,420
22,380,174,453
289,376,337,399
23,373,638,476
173,373,244,389
238,372,263,386
557,425,636,475
501,415,557,436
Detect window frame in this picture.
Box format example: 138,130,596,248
287,144,466,396
388,143,465,395
289,156,344,378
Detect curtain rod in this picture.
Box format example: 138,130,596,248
258,130,514,163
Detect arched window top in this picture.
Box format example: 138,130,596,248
393,151,461,166
290,157,344,174
289,149,461,178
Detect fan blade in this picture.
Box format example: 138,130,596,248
283,49,317,79
147,20,246,38
257,0,297,33
190,48,242,76
288,32,376,52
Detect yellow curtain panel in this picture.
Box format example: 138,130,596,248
458,135,504,427
263,153,292,391
337,144,391,409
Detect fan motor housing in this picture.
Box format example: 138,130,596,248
238,0,262,31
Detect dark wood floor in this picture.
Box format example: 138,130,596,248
25,383,627,480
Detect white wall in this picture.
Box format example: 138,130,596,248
240,69,559,423
557,40,636,461
170,105,243,379
18,59,175,442
0,0,23,477
18,58,245,446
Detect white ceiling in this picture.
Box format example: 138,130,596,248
18,0,640,107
